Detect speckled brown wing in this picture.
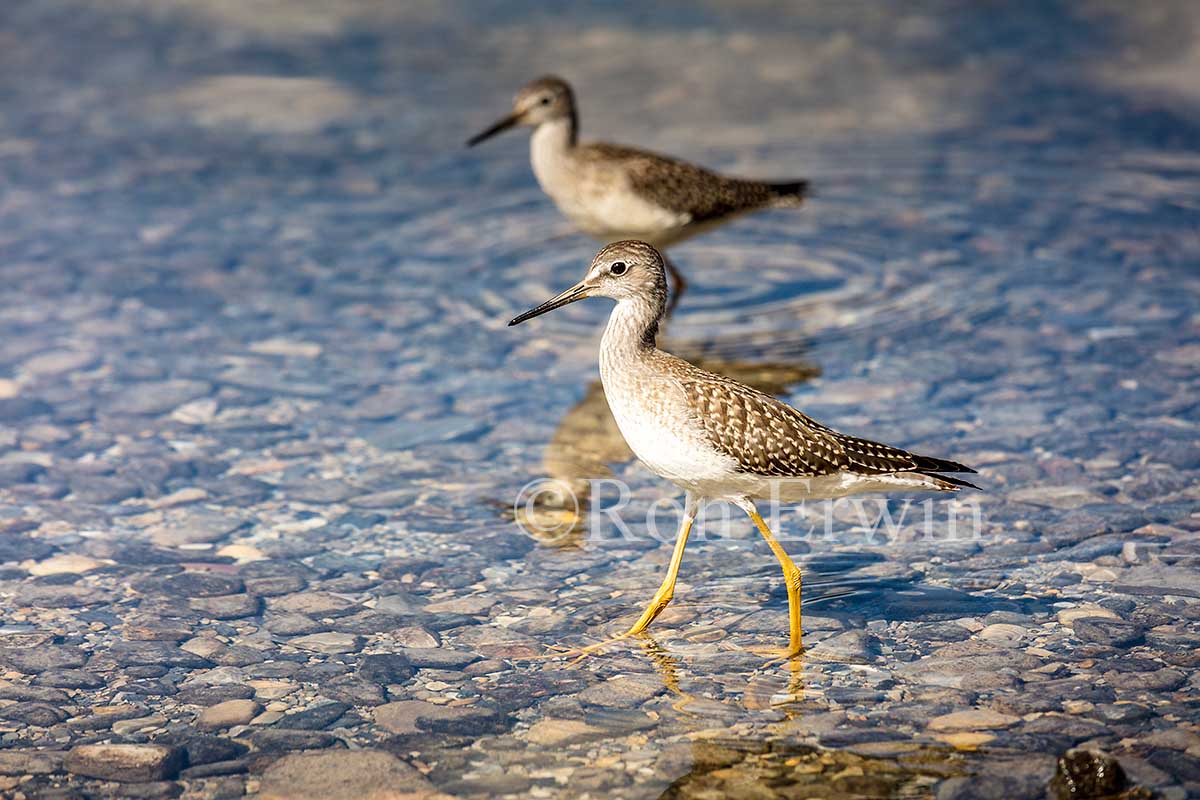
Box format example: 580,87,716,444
674,369,974,480
579,143,800,223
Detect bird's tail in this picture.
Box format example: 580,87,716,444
769,180,810,208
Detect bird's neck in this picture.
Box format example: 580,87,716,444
601,297,662,365
530,115,577,162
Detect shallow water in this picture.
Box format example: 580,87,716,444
0,1,1198,798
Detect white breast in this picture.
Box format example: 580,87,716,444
530,127,690,241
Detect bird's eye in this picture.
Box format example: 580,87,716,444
540,96,552,106
610,261,627,276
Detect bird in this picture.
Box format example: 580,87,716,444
508,240,977,659
469,76,809,312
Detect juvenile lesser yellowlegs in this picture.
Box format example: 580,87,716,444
470,76,809,310
509,241,977,658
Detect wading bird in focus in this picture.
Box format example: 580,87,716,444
509,240,977,658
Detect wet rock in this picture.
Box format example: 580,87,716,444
269,592,359,618
190,593,261,620
265,612,329,636
0,701,69,726
34,668,105,689
176,684,256,706
1048,749,1130,800
577,673,665,707
330,610,411,635
248,729,344,753
65,744,184,782
110,641,212,668
14,584,106,608
320,676,387,707
526,718,606,746
197,699,262,730
1073,618,1145,647
809,630,880,661
180,759,249,779
0,532,55,562
0,749,65,775
357,653,415,685
65,704,148,731
148,512,246,547
0,461,45,486
0,644,88,673
397,647,478,669
259,748,435,800
160,572,245,597
274,702,350,730
244,574,308,596
0,683,70,703
290,632,363,655
108,380,211,416
927,709,1019,732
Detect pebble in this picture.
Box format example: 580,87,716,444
197,699,262,729
526,718,607,746
290,632,363,655
273,701,350,730
574,673,666,708
0,750,65,775
26,554,106,576
65,744,184,782
259,749,440,800
927,709,1020,732
357,653,416,685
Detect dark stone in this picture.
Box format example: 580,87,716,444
1048,750,1128,800
0,645,88,673
107,782,182,799
357,653,415,685
69,475,142,504
0,462,46,485
1072,618,1145,648
0,532,55,563
160,572,245,598
176,684,255,706
417,707,506,736
273,702,350,730
330,611,411,635
13,584,104,608
244,574,307,596
320,677,387,707
247,729,343,753
189,594,262,620
0,397,52,421
1146,749,1200,783
109,642,212,668
180,759,249,778
264,612,328,636
0,701,70,726
398,647,478,669
0,683,71,703
163,733,248,767
33,669,105,689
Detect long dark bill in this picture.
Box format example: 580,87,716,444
466,112,521,147
508,283,589,326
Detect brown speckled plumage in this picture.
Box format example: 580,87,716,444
580,142,809,223
671,364,973,481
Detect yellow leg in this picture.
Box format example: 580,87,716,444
541,494,698,662
745,506,803,659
